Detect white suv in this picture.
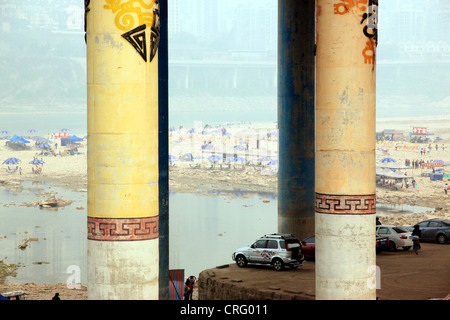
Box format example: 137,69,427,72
232,233,305,271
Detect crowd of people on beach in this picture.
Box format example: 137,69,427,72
404,158,445,169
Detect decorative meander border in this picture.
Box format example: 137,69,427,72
315,193,376,215
87,216,159,241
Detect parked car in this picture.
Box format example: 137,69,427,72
376,225,413,251
406,219,450,244
376,235,390,253
300,235,315,260
232,233,305,271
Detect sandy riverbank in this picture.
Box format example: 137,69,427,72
1,120,450,226
1,116,450,299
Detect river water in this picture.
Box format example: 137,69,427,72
0,181,432,284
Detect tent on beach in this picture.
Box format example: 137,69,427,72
9,136,30,143
61,135,84,146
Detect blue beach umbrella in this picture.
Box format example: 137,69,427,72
380,158,397,163
231,156,247,163
208,155,222,163
258,156,272,162
66,135,83,141
2,158,21,165
10,136,30,143
29,159,42,165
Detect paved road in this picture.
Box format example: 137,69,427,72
199,242,450,300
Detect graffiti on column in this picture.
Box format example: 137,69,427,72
84,0,90,43
333,0,377,66
104,0,160,62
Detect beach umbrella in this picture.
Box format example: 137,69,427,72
27,129,37,133
61,128,70,132
38,143,51,148
10,136,30,143
231,157,247,163
29,159,45,165
208,155,222,163
181,153,194,161
2,157,21,165
233,145,246,150
66,135,84,141
380,158,396,163
266,160,279,166
1,130,9,134
201,144,214,150
258,156,272,162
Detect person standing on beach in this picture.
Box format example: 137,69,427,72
445,183,448,195
184,278,192,300
188,275,196,300
412,225,421,255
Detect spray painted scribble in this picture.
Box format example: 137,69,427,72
104,0,160,62
333,0,377,65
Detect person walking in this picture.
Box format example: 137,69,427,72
412,225,421,255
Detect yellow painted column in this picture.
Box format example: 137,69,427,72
86,0,160,299
315,0,377,299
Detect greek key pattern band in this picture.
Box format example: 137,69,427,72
315,193,376,215
87,216,159,241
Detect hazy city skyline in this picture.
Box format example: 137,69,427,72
0,0,449,133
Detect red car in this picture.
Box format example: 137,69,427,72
300,236,315,260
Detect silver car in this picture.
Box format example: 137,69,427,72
376,225,413,251
232,233,305,271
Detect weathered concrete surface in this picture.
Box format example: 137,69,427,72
198,262,316,300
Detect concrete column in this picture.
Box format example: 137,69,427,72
278,0,316,241
86,0,160,299
315,0,378,299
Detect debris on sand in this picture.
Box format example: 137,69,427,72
36,197,73,209
18,238,39,250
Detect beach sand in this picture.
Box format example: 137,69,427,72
1,117,450,299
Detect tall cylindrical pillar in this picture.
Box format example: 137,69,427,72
315,0,378,299
278,0,316,241
158,0,170,300
86,0,160,299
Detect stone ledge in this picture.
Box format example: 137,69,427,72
197,262,316,300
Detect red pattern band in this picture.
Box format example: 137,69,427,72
87,216,159,241
315,193,376,215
